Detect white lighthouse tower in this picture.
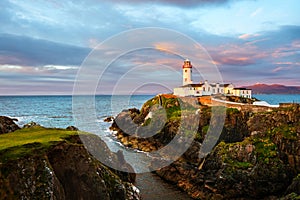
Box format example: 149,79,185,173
182,59,193,85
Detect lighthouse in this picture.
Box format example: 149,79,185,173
182,59,193,85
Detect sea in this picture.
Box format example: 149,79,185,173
1,94,299,129
1,94,300,199
253,94,300,105
0,95,158,169
0,95,152,128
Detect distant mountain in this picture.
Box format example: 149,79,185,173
243,84,300,94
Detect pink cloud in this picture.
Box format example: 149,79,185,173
272,40,300,58
272,66,292,73
238,33,260,40
207,43,267,66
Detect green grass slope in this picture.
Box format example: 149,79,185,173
0,126,82,162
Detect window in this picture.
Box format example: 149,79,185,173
185,69,187,72
203,87,205,91
185,78,187,82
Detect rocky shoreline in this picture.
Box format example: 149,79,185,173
110,94,300,199
0,117,140,200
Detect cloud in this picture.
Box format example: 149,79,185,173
103,0,244,8
250,7,263,17
207,43,267,66
44,65,78,70
0,34,90,66
253,26,300,49
272,66,292,73
0,0,128,46
274,61,300,66
238,33,260,39
0,0,300,94
271,40,300,58
0,64,22,71
214,57,254,66
200,26,300,85
0,64,78,78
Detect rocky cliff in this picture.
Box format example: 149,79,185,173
111,94,300,199
0,119,140,200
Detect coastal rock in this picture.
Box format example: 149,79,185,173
111,109,139,134
0,134,140,200
104,116,114,122
155,104,300,199
112,95,300,199
111,108,163,152
0,116,20,134
23,121,42,128
285,174,300,196
66,126,79,131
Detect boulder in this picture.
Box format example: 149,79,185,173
23,121,41,129
66,126,79,131
104,116,114,122
285,174,300,196
0,116,20,134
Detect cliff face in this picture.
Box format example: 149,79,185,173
0,123,140,200
111,95,300,199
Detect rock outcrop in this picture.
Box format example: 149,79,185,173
0,129,140,200
0,116,20,134
111,94,300,199
23,121,42,129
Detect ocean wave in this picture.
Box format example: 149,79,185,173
8,115,74,129
50,116,72,119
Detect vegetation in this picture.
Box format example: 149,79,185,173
0,126,82,162
271,125,298,140
216,141,253,169
251,137,278,164
226,108,240,115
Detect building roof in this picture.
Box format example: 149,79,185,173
233,87,251,90
220,83,231,87
181,83,204,88
181,83,236,88
209,83,232,87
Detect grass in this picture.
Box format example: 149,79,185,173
251,137,278,164
271,125,298,140
0,126,84,162
215,141,254,170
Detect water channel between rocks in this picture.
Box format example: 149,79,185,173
135,172,192,200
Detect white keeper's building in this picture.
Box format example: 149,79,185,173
173,59,252,98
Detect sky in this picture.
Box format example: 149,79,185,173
0,0,300,95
